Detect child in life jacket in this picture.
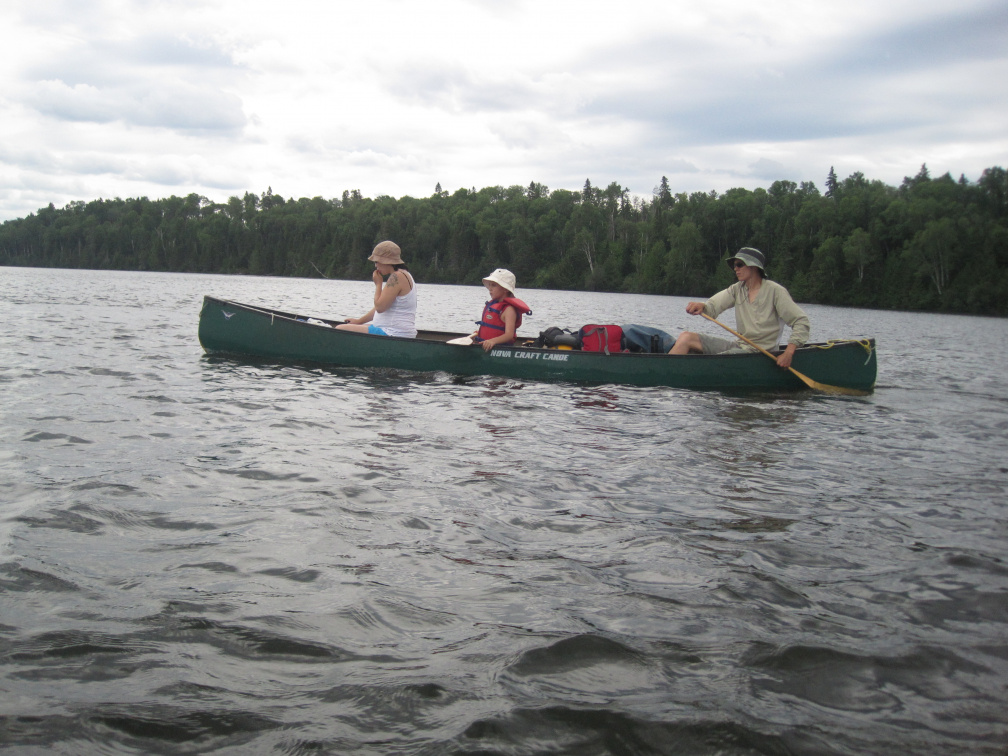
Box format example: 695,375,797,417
470,269,532,351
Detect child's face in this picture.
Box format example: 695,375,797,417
485,282,508,299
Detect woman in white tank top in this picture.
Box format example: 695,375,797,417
336,241,418,338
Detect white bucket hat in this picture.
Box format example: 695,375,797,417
482,268,517,296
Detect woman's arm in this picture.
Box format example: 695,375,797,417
346,308,376,325
374,270,408,313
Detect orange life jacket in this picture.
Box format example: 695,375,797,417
475,296,532,343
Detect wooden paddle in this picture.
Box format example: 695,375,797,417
701,313,866,396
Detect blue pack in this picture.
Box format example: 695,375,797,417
622,324,675,353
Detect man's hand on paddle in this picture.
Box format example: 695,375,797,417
777,344,797,369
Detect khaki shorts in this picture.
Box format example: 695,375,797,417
698,333,749,355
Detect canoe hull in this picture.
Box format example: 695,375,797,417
198,296,877,393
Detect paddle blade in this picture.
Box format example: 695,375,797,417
790,368,870,396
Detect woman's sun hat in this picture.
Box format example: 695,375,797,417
725,247,766,272
368,240,404,265
482,268,517,296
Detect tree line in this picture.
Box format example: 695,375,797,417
2,165,1006,315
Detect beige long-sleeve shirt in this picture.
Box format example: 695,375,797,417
703,279,810,351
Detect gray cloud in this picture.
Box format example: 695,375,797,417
15,23,246,133
383,64,543,114
577,1,1008,145
25,79,247,132
745,158,788,181
23,27,241,86
831,2,1008,72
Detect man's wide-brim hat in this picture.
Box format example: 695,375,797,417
368,240,404,265
726,247,766,272
482,268,517,295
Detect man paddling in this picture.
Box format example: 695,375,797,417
669,247,810,370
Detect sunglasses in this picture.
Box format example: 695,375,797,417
732,261,747,269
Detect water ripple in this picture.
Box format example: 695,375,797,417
1,269,1006,754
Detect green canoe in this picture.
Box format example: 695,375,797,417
198,296,877,393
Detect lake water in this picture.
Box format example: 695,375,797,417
1,267,1006,755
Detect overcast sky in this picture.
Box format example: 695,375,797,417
1,0,1005,222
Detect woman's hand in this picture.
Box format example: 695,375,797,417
372,269,385,286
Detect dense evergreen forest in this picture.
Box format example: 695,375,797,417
2,165,1007,315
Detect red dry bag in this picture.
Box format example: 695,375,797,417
578,324,625,354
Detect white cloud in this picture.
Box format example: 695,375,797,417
0,0,1006,220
